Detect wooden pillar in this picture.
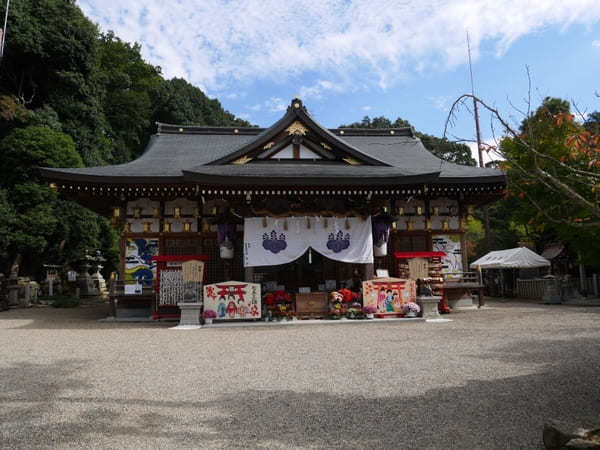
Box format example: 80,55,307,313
244,266,254,283
364,263,374,281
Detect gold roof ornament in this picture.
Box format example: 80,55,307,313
263,141,275,150
320,142,332,150
232,155,252,165
286,121,308,136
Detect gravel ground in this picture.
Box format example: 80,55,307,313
1,300,599,449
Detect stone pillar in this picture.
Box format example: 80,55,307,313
176,302,202,328
417,295,441,319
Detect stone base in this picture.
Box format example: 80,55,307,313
178,302,202,327
417,295,441,319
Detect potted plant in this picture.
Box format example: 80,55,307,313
363,304,377,319
402,302,421,318
202,309,217,324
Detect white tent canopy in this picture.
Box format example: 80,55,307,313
470,247,551,270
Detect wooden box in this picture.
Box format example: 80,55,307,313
295,292,329,319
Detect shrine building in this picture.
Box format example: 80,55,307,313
41,98,506,318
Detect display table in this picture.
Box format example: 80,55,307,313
295,292,329,319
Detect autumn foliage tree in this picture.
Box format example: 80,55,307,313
446,94,600,266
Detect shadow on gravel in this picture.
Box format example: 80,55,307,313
1,336,599,448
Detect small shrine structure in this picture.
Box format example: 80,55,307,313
41,98,505,317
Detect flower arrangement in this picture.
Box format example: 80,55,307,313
264,290,292,306
202,309,217,319
363,304,378,314
403,302,421,315
338,288,360,303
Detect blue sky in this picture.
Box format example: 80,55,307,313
79,1,600,163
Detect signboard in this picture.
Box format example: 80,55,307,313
432,234,462,276
203,281,261,320
125,238,159,285
362,278,416,314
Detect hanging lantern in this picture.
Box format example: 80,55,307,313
372,212,397,257
217,223,236,259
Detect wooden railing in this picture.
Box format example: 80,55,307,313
442,272,482,285
516,279,546,299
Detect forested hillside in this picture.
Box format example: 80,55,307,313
0,0,250,277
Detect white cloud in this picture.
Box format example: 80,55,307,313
427,95,452,112
361,105,372,111
248,104,262,111
79,1,600,92
265,97,286,112
593,40,600,47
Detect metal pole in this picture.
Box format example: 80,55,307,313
0,0,10,60
467,32,492,251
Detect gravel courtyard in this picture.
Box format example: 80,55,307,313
1,301,599,449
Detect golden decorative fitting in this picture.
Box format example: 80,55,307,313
416,206,423,216
163,222,171,232
406,219,414,231
134,207,142,219
442,219,449,231
49,182,57,190
178,128,183,132
468,205,475,215
392,221,397,230
339,130,344,135
286,121,308,136
390,130,395,135
194,207,200,218
320,142,332,150
294,103,300,109
113,207,120,218
232,155,252,165
234,129,239,134
202,219,210,233
143,222,151,233
153,206,160,218
398,207,404,216
433,206,440,216
449,205,458,216
263,141,275,150
174,207,181,218
262,217,268,228
343,157,361,166
211,206,217,216
426,219,432,231
184,222,191,232
123,222,131,233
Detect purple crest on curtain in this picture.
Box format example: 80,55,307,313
372,220,390,245
217,223,237,246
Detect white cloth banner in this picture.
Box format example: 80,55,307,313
244,216,373,267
